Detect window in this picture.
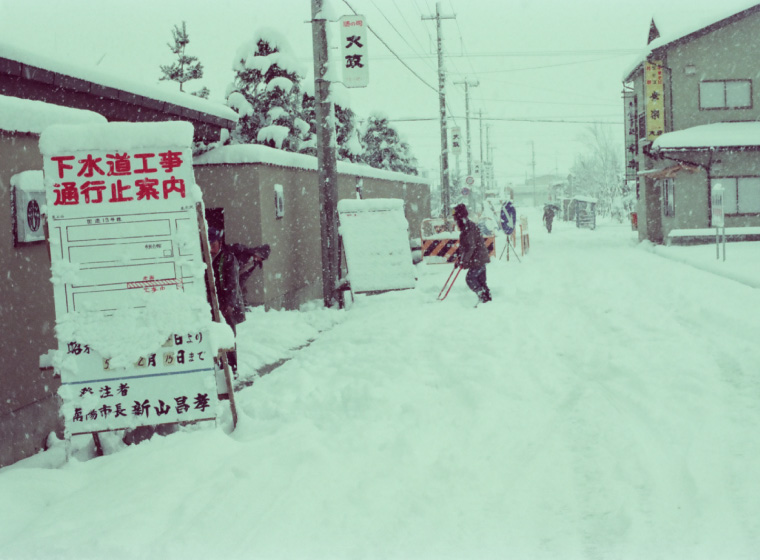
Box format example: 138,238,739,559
661,178,675,216
711,177,760,214
699,80,751,109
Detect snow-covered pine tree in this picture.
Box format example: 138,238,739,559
361,114,419,175
159,21,208,97
226,29,306,152
299,89,363,162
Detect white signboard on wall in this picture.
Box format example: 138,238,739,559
40,122,220,436
338,198,416,293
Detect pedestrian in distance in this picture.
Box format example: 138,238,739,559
452,203,492,304
543,204,556,233
207,227,270,373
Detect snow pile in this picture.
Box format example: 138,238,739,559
39,121,195,153
0,94,105,134
3,209,760,559
653,121,760,150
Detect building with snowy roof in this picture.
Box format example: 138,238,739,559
0,44,431,468
623,3,760,244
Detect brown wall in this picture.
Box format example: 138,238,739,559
194,162,431,311
0,131,60,468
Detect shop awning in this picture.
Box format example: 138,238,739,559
637,162,699,179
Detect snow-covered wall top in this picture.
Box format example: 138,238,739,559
0,94,106,134
653,122,760,150
194,144,430,184
0,41,238,123
622,2,760,81
39,121,195,154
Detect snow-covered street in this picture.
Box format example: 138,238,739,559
2,208,760,560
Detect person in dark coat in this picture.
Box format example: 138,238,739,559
208,227,269,372
452,203,492,303
543,204,555,233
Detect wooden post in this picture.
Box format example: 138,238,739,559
197,203,238,428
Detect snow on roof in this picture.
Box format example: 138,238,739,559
622,2,760,81
0,94,106,134
652,121,760,151
39,121,195,155
0,40,237,123
194,144,430,184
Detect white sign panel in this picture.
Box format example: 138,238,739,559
40,122,219,436
339,15,369,88
711,183,725,228
338,198,416,293
451,126,462,155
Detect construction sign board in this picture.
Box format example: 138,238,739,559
337,198,415,292
40,122,221,437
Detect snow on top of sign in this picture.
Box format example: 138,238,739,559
0,94,106,134
0,41,237,123
52,289,231,371
39,121,195,154
10,170,44,193
338,198,404,213
194,144,429,184
652,121,760,150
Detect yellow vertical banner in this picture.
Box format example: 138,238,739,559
644,60,665,141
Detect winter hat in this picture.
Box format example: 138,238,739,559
452,204,468,220
207,227,223,243
253,244,271,260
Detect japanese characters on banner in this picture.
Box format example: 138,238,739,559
623,91,638,182
339,15,369,88
644,60,665,142
39,122,220,437
451,126,462,155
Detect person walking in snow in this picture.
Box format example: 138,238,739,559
452,203,492,304
208,226,269,372
543,204,556,233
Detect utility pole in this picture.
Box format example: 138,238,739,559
531,141,537,207
311,0,339,308
485,123,491,197
423,2,455,222
453,78,478,177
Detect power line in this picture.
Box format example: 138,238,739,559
390,116,623,125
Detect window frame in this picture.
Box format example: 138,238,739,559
699,79,752,110
711,176,760,215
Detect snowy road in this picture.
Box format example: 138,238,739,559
2,211,760,559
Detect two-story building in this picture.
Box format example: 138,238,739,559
623,3,760,244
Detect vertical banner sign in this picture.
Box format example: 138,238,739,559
644,60,665,142
40,122,219,437
623,91,638,182
339,14,369,88
451,126,462,155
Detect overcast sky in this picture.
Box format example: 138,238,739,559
1,0,757,185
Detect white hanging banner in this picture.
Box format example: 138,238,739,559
40,122,221,437
339,14,369,88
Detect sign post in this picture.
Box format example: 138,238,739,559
40,122,233,442
451,126,462,155
339,15,369,88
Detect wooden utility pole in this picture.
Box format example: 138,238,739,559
311,0,339,307
423,2,455,221
454,78,478,178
